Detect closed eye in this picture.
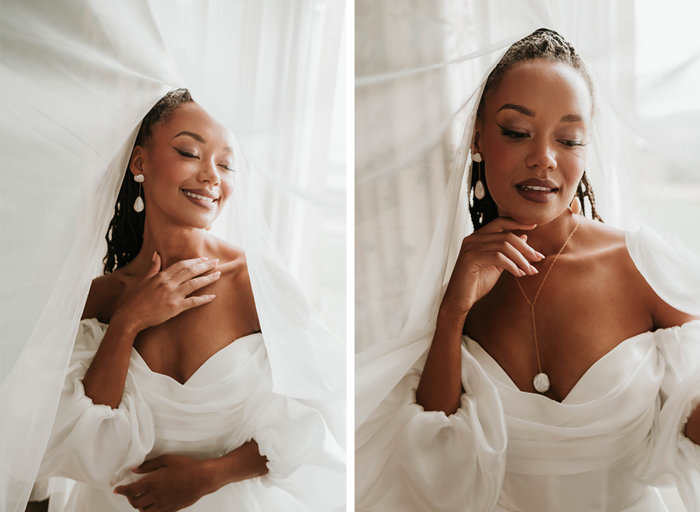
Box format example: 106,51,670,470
175,148,199,159
557,139,587,147
219,164,235,172
499,127,529,140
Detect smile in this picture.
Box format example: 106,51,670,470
517,185,555,192
183,190,217,203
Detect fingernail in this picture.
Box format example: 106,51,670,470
207,294,216,299
212,271,221,278
152,251,157,262
519,269,526,276
209,259,219,266
536,251,545,260
200,257,209,262
530,265,538,274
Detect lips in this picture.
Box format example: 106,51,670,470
182,189,219,209
515,178,558,203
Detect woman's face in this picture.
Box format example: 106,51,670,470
473,59,592,225
131,102,235,230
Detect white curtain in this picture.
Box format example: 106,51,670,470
0,1,346,510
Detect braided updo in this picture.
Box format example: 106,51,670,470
470,29,603,230
103,89,194,274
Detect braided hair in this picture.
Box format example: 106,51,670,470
103,89,194,274
469,28,603,230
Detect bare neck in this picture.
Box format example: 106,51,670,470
512,211,581,257
128,217,212,276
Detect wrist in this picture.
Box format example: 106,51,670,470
199,457,227,494
437,301,470,324
110,309,142,339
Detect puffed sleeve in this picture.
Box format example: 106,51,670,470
36,319,156,489
636,320,700,511
355,343,507,512
250,395,345,512
246,394,345,512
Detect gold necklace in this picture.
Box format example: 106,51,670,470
514,220,580,394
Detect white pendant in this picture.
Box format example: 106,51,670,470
533,372,550,393
133,196,144,213
474,180,485,200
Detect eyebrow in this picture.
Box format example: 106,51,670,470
497,104,535,117
172,131,233,153
497,104,586,123
172,131,206,143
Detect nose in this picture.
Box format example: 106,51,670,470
525,135,557,171
197,158,221,185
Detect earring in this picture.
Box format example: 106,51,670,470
472,152,485,200
570,196,581,215
133,174,144,213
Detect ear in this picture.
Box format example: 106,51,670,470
129,146,145,178
471,119,484,156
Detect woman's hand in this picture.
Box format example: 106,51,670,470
114,442,269,512
441,218,544,317
113,253,221,335
114,455,217,512
416,218,543,414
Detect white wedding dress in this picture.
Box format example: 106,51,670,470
37,319,345,512
356,230,700,512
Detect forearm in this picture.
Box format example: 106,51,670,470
415,306,467,415
82,312,140,409
203,441,269,491
685,403,700,445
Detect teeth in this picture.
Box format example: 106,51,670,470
521,185,553,192
183,190,215,202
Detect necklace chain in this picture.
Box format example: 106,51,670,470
514,220,581,377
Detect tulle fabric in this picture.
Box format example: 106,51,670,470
0,1,344,510
37,319,345,511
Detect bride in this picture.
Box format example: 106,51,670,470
356,29,700,512
35,90,344,512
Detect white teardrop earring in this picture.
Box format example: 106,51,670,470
472,152,485,200
570,195,581,215
133,174,145,213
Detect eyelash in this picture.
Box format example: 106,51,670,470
499,128,585,147
176,148,234,172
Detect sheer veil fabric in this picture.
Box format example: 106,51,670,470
0,1,344,511
356,1,700,510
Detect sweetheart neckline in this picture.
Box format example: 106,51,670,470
130,331,263,386
88,318,262,386
464,330,655,404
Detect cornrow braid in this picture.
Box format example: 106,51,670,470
470,28,603,230
103,89,194,274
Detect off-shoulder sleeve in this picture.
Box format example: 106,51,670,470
636,321,700,511
36,319,156,489
355,344,507,512
250,395,345,512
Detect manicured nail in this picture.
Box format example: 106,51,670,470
530,265,538,274
519,269,526,276
212,271,221,278
200,257,209,262
209,259,219,266
206,294,216,299
535,251,545,260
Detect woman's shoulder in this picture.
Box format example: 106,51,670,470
580,219,698,329
81,270,129,323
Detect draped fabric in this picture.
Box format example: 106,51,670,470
0,1,345,511
355,1,700,510
37,320,344,511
